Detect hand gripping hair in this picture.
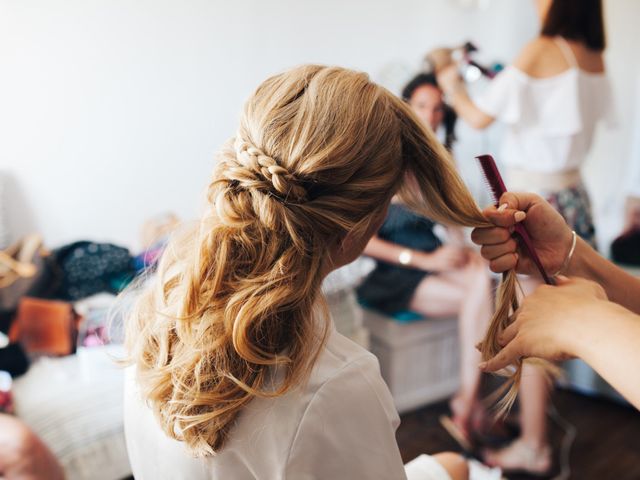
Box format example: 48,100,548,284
125,65,543,455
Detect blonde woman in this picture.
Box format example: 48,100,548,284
123,65,504,480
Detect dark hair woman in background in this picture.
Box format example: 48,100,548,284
401,73,458,151
438,0,610,475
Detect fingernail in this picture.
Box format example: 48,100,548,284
479,361,487,370
498,203,508,212
514,211,526,222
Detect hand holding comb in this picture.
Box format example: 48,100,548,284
476,154,554,285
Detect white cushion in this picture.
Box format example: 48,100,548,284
12,345,131,480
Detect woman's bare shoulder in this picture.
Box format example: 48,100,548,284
512,37,563,77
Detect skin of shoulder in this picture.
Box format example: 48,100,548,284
512,37,565,78
513,36,605,77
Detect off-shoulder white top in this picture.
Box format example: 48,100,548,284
475,37,613,175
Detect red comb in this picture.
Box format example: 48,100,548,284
476,154,554,285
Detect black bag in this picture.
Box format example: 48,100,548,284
50,241,135,301
611,229,640,266
0,343,30,378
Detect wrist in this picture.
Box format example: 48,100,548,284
566,300,618,357
563,237,593,278
409,251,432,271
443,82,466,103
398,248,413,267
552,230,577,277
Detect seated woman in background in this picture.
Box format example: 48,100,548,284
123,65,505,480
357,72,494,451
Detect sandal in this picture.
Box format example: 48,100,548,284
440,395,487,452
441,394,500,452
483,438,552,477
439,414,474,452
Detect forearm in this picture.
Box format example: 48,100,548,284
572,303,640,410
567,238,640,314
363,237,431,270
448,89,494,130
364,237,404,264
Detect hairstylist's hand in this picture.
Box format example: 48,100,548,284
471,192,574,275
436,64,464,97
480,276,608,372
416,245,469,272
427,47,454,72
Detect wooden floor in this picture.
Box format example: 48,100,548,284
397,389,640,480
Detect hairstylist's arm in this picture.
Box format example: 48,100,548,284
479,276,640,410
472,192,640,314
436,65,495,130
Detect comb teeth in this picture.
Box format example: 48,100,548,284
480,175,498,204
476,154,507,206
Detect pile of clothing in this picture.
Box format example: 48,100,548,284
0,228,171,386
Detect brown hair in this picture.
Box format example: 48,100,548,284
401,72,457,150
541,0,606,51
125,65,528,455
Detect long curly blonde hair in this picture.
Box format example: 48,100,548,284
125,65,526,456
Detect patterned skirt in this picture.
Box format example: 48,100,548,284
543,182,598,249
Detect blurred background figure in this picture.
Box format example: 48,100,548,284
0,414,65,480
357,72,494,452
402,73,458,150
437,0,609,475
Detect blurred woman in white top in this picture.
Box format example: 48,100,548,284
123,65,507,480
438,0,610,475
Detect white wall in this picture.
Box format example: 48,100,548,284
0,0,635,251
582,0,640,248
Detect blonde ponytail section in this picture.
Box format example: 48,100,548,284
125,66,547,456
126,66,410,455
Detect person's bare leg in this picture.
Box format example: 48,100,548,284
409,255,493,431
516,276,550,449
484,275,551,473
453,255,492,426
519,362,550,450
432,452,469,480
0,414,65,480
408,271,465,319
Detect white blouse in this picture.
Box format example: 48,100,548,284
124,326,451,480
475,38,613,174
